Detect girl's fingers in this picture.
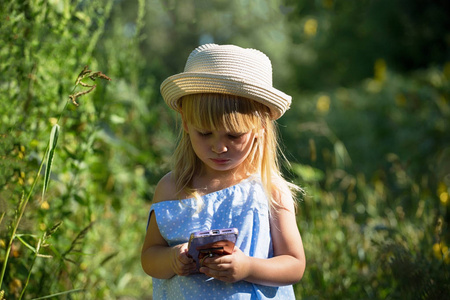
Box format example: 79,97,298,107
199,251,249,282
178,255,196,272
200,257,231,273
177,244,194,264
179,254,194,264
172,243,196,276
176,260,196,276
202,255,231,266
199,267,234,282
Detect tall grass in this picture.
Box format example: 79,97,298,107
1,0,160,298
0,66,110,299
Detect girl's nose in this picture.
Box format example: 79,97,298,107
212,139,227,154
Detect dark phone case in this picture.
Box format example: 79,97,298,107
187,228,238,270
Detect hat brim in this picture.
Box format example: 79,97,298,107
160,73,291,120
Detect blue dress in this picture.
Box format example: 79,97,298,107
148,175,296,300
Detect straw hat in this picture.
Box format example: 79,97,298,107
160,44,291,120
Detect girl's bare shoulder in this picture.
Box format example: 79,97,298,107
271,175,299,212
152,172,179,203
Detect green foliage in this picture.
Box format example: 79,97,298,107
1,0,449,299
0,0,155,298
376,239,450,299
285,63,450,299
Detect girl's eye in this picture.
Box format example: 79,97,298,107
198,131,211,137
228,133,245,139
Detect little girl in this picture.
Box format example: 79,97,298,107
141,44,305,299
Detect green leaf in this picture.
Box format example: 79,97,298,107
334,140,351,169
15,235,37,253
292,163,324,183
42,124,60,201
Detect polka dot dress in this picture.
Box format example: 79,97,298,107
148,176,295,299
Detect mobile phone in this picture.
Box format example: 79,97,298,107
187,228,239,270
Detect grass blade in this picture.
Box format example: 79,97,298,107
42,124,60,201
0,212,5,228
15,235,37,253
30,288,84,300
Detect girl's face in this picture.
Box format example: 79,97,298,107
183,121,257,176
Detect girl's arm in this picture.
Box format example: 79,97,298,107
141,174,196,279
245,186,305,286
200,181,306,286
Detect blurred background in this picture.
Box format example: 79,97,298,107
1,0,449,299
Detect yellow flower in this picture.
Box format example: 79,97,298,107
304,18,318,36
433,242,442,259
440,192,449,205
49,117,58,125
9,278,22,296
374,59,387,82
438,182,449,205
80,262,88,271
41,201,50,210
433,242,450,263
316,95,330,113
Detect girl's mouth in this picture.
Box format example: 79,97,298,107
210,158,229,164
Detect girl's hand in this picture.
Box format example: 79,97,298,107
199,247,250,282
170,243,197,276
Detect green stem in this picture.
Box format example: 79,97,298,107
18,243,39,300
30,288,84,300
56,98,70,124
0,147,47,289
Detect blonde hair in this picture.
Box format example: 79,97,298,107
172,93,299,212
